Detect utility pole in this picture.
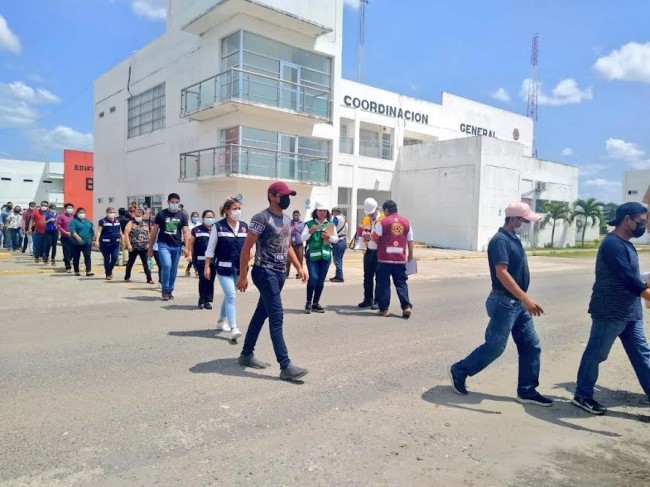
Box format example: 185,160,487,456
526,33,539,159
358,0,369,83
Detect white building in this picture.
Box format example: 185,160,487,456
623,170,650,245
94,0,581,250
0,159,64,208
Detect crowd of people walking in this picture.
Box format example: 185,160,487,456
2,190,649,411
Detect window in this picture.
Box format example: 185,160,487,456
23,179,33,182
1,177,10,181
628,190,638,195
99,112,105,118
337,187,353,219
43,180,52,184
110,106,116,113
128,83,166,138
97,198,104,204
403,138,422,146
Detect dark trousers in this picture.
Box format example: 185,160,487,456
362,249,379,305
47,231,58,260
286,244,304,277
306,257,331,304
376,262,412,311
100,244,120,276
72,244,92,273
194,260,216,304
242,266,290,368
125,248,152,281
61,237,74,270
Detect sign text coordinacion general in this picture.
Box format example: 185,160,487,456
343,95,429,125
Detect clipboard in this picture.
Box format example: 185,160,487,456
405,259,418,275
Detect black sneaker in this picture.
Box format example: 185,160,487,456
329,277,344,283
311,303,325,313
516,392,553,407
86,272,94,277
238,353,269,369
280,363,309,381
572,395,606,415
304,302,312,314
198,301,204,309
162,292,170,301
75,272,81,276
358,301,372,309
204,302,212,310
371,301,378,310
448,365,468,395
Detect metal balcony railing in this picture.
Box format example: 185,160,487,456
359,139,393,160
180,67,332,120
180,144,330,184
339,136,354,154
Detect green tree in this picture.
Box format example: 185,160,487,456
541,201,571,248
600,202,618,234
572,198,604,246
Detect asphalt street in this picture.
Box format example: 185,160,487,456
1,254,650,486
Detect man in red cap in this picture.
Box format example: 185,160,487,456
449,201,553,407
236,181,309,380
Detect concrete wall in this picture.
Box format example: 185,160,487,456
0,159,64,208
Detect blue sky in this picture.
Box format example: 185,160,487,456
1,0,649,203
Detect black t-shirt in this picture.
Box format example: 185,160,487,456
488,228,529,299
154,209,188,247
119,215,132,233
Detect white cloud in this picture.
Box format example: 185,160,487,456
561,147,573,156
579,163,607,176
132,0,167,21
0,81,60,128
0,15,20,54
28,126,93,153
630,159,650,170
520,78,593,106
491,87,510,102
344,0,363,8
582,178,623,203
594,42,650,84
605,138,645,161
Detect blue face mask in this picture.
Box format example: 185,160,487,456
169,203,179,212
204,218,216,226
191,216,199,223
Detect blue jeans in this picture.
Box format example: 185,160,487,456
306,257,331,304
576,319,650,399
217,272,238,326
10,228,22,250
2,227,10,249
100,244,120,276
376,262,412,311
33,232,47,259
332,238,346,280
158,242,182,293
453,293,542,398
242,266,290,368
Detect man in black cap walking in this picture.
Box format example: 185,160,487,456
573,202,650,415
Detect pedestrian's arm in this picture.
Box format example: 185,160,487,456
182,226,191,258
186,234,195,261
238,233,258,276
495,265,544,315
204,226,219,267
288,244,307,283
148,224,159,250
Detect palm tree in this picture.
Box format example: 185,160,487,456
572,198,604,247
542,201,571,248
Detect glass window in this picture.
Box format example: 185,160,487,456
127,83,165,138
222,32,240,57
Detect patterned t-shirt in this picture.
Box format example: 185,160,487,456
249,208,291,273
154,209,188,247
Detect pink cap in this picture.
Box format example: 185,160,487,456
267,181,297,196
505,202,542,222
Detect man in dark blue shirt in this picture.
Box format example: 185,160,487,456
573,202,650,415
449,202,553,407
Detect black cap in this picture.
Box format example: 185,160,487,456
608,202,648,226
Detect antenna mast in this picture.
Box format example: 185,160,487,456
358,0,369,83
526,33,539,158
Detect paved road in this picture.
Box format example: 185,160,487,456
1,255,649,486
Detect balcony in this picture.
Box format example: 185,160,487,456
339,136,354,155
181,0,333,38
359,139,393,160
180,144,329,184
180,68,332,123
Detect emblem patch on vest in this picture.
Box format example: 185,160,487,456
391,220,405,236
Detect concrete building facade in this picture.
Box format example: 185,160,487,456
623,170,650,245
93,0,581,250
0,159,64,208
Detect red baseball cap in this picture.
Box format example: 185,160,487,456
268,181,297,196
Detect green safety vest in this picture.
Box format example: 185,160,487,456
306,220,332,262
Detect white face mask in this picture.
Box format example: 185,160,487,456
514,221,530,235
135,217,143,223
230,209,241,220
41,206,48,212
78,213,86,220
66,207,74,215
107,212,116,219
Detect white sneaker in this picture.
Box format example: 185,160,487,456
217,320,231,333
230,328,242,341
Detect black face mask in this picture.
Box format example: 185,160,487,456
633,221,646,239
279,195,291,210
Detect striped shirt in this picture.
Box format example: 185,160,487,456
588,233,647,321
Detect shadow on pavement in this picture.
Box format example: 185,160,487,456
330,304,377,317
162,304,200,311
422,384,622,437
190,357,304,384
123,295,161,302
168,329,238,345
